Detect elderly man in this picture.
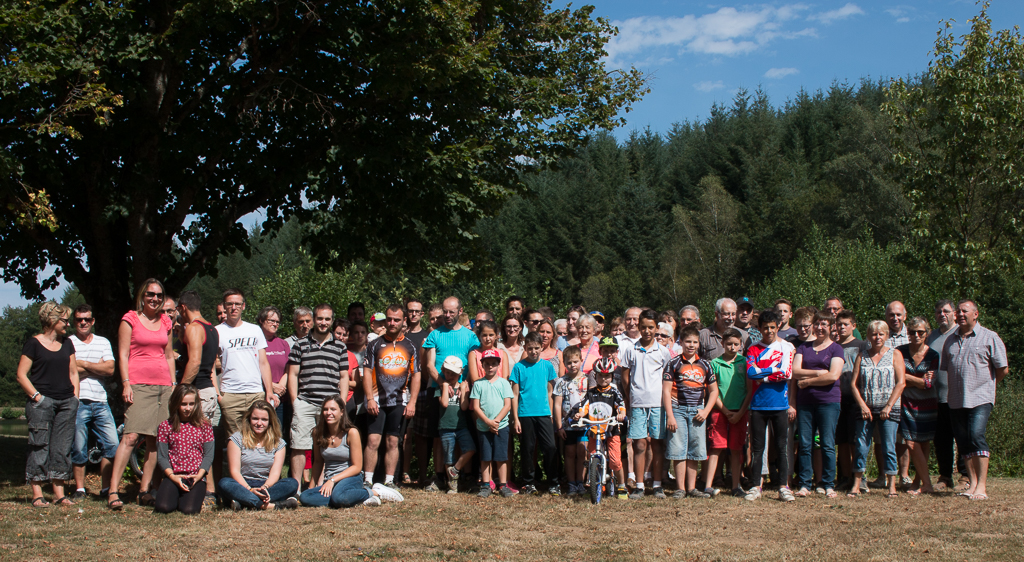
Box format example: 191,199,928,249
941,300,1008,500
678,305,701,330
698,298,748,360
927,299,968,488
617,307,642,349
885,301,909,348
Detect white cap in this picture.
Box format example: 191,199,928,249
441,356,464,373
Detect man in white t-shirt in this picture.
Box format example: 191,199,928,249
68,304,117,499
216,289,276,436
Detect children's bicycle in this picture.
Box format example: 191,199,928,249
571,402,621,505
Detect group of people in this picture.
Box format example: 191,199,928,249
17,282,1007,512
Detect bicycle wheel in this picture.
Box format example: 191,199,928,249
589,456,603,504
128,439,146,479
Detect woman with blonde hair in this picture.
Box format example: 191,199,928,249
849,320,906,498
218,400,298,510
17,302,80,508
108,278,175,510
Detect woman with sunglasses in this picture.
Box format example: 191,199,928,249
108,278,176,510
498,314,525,365
657,322,682,357
848,320,906,498
896,316,939,494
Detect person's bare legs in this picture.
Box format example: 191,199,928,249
30,482,47,503
650,440,665,486
384,435,400,478
290,451,308,485
907,441,933,493
704,449,722,491
897,441,910,482
685,460,699,492
972,456,989,497
838,443,853,481
363,434,382,476
673,460,686,491
633,437,649,488
108,432,139,497
496,461,508,486
625,437,635,481
73,464,87,492
140,435,159,492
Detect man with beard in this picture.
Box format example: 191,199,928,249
363,305,421,489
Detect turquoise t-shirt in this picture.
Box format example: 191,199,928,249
510,359,557,417
422,326,480,387
470,376,513,432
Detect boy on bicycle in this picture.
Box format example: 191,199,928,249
572,358,628,499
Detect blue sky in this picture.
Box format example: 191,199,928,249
2,0,1021,309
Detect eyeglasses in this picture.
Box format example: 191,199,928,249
656,334,672,339
144,291,164,299
75,317,94,324
908,330,927,335
407,309,424,315
57,317,70,325
506,324,521,330
796,324,812,330
263,319,281,326
224,302,244,309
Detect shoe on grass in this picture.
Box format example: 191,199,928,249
499,485,515,498
671,489,687,499
653,487,666,499
372,483,404,503
744,487,762,501
520,484,539,496
628,489,645,500
687,488,711,499
548,485,561,497
424,480,441,493
616,486,628,500
779,487,796,502
362,495,382,506
477,487,492,499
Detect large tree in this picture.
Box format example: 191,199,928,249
0,0,646,329
885,5,1024,292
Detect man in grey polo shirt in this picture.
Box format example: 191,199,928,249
926,299,967,488
698,298,748,361
940,299,1008,500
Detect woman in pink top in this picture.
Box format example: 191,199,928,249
107,279,175,510
575,314,601,375
536,320,564,378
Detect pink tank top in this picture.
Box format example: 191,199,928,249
473,348,508,379
122,311,173,386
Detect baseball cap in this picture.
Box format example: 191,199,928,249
736,297,754,309
598,336,619,348
593,357,616,374
372,312,386,321
590,311,605,322
480,349,502,362
441,356,464,373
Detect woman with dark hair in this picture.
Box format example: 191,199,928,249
218,400,298,510
154,384,215,514
299,395,403,507
897,316,939,495
259,306,291,425
109,278,175,510
498,314,525,365
17,302,80,508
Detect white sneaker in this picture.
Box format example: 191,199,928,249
744,487,761,501
362,495,382,506
372,483,405,503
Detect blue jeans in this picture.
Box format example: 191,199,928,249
71,400,119,465
853,415,899,475
299,475,370,508
439,428,476,465
218,477,299,509
796,402,840,489
951,403,993,460
665,405,707,461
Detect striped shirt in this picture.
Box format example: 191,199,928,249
940,324,1007,409
69,334,114,402
287,335,349,405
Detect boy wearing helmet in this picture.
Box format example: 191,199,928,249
573,357,628,499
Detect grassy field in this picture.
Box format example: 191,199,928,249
2,435,1022,561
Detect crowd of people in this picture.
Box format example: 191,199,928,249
16,282,1008,512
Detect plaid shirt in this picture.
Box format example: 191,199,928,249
940,324,1007,409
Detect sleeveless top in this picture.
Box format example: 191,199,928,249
540,348,561,374
122,311,173,386
176,320,218,389
859,347,900,412
498,341,524,364
322,433,352,480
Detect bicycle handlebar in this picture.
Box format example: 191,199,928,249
570,418,622,429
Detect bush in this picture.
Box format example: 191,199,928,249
1,406,20,420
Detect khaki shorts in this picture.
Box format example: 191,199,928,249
199,387,221,427
123,384,173,436
290,398,320,450
220,392,263,436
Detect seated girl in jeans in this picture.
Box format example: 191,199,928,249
218,400,299,510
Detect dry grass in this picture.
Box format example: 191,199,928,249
1,435,1022,561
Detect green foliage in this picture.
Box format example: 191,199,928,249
886,4,1024,293
0,304,41,404
0,406,18,419
988,379,1024,477
0,0,647,336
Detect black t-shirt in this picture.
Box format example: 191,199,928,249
405,328,429,351
176,320,219,389
21,337,76,400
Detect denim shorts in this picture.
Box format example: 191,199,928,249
665,404,707,461
478,426,510,462
439,427,476,465
628,406,665,440
72,400,119,465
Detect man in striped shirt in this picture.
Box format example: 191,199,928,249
286,303,350,485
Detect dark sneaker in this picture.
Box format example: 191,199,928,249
628,489,645,500
705,487,720,497
477,486,492,499
653,487,667,499
688,488,711,499
671,489,687,499
385,481,400,491
547,485,561,497
732,487,746,497
275,497,299,510
520,484,539,496
499,485,515,498
424,480,441,493
70,490,87,500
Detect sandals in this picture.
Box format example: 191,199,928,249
825,488,837,498
31,497,50,508
401,473,413,485
846,491,860,498
794,487,811,497
138,491,155,507
52,496,75,507
968,493,988,501
108,493,124,511
887,492,899,498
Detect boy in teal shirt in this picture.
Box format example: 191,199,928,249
706,328,753,496
470,349,513,498
510,331,559,496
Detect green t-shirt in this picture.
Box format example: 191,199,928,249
436,386,467,431
710,354,747,411
469,376,513,432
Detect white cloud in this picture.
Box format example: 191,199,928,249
808,3,865,24
764,67,799,79
605,5,815,66
886,7,913,23
694,80,725,92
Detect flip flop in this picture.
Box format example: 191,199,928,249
826,489,837,498
969,493,988,501
31,497,50,508
887,492,899,498
846,491,860,498
906,488,922,496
